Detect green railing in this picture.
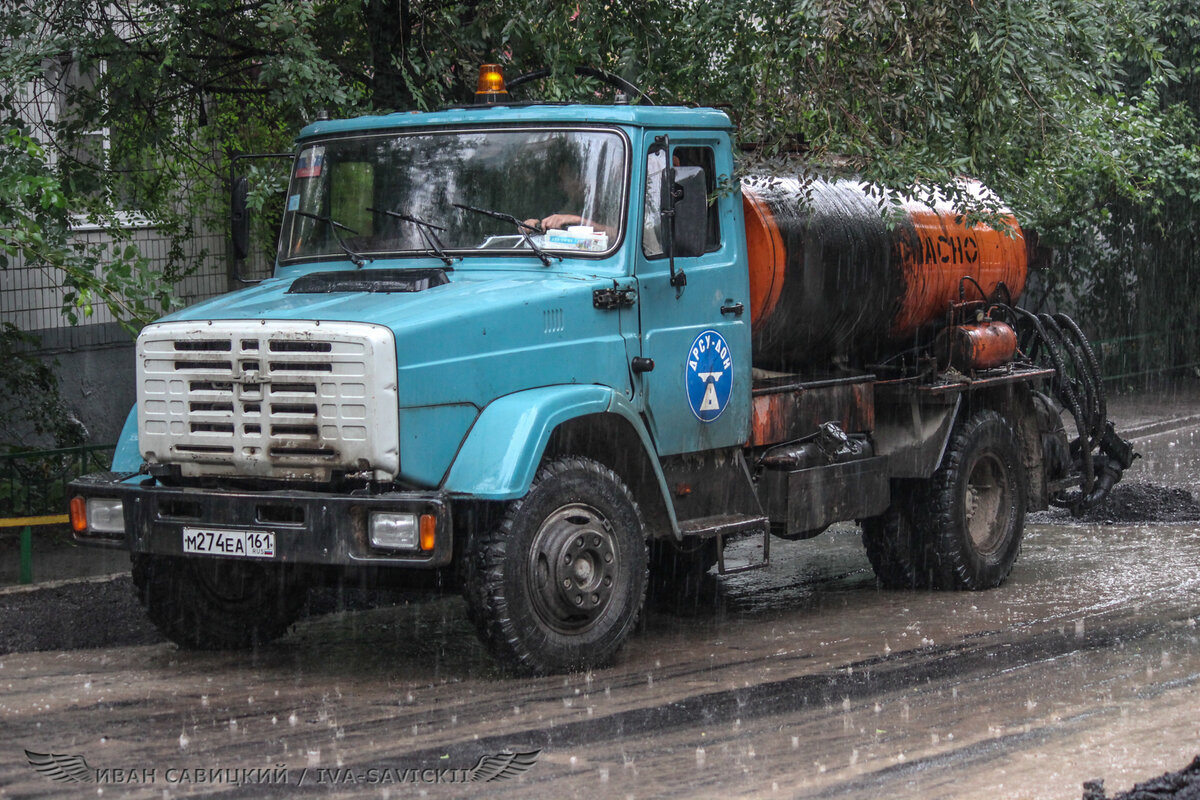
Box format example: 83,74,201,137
1091,329,1200,384
0,443,114,585
0,443,114,518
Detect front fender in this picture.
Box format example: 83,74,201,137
443,385,674,521
443,385,608,499
111,405,142,472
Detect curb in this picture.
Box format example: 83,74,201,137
0,571,129,597
1121,414,1200,442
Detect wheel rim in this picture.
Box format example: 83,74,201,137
964,453,1011,555
528,503,620,635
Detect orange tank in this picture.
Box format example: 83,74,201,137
742,177,1027,371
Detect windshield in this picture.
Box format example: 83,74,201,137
278,127,628,264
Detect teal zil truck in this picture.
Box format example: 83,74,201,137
69,68,1135,674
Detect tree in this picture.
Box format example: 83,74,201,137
2,0,1198,447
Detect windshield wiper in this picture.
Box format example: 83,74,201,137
368,207,457,267
452,203,560,267
293,210,370,268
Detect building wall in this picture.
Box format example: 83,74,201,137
0,226,232,444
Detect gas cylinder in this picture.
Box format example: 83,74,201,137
934,320,1019,372
742,176,1028,372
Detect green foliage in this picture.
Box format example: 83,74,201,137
0,114,168,330
4,0,1200,391
0,324,85,450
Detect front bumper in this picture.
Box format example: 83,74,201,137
68,473,453,568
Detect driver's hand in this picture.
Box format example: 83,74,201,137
525,213,583,232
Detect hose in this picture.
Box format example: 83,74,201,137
1008,307,1136,515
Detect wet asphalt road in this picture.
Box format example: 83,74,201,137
1,413,1199,798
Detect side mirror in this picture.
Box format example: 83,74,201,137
231,175,250,261
662,165,708,258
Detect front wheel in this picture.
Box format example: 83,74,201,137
132,555,307,649
925,410,1028,589
462,457,648,675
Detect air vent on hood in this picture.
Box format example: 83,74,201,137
287,269,450,294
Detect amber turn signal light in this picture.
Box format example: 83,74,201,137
419,514,436,551
69,496,87,533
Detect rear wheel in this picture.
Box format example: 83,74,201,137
462,457,648,675
132,555,307,649
861,482,933,590
925,410,1027,589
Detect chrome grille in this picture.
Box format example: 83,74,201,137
138,321,399,481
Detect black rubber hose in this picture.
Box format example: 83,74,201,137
1040,315,1099,438
1039,314,1098,438
1053,312,1107,438
1005,307,1135,515
1011,308,1095,496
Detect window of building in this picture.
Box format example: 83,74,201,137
47,56,148,229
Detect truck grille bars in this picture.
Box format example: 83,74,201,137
137,321,399,482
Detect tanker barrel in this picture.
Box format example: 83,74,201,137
742,176,1028,373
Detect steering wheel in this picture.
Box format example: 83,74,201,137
507,66,655,105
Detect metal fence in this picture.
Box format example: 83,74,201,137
0,443,115,518
1092,328,1200,384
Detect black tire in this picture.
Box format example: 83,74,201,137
132,555,307,649
861,482,933,590
647,536,721,614
925,410,1027,589
462,457,648,675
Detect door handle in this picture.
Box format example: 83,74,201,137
631,357,655,373
721,302,744,316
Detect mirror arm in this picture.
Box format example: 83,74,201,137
655,135,687,289
229,151,294,285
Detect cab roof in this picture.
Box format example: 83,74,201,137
297,103,734,141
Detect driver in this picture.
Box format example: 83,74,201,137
523,212,615,239
522,161,617,239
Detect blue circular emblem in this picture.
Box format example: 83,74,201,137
686,329,733,422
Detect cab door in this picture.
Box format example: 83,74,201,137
633,133,751,456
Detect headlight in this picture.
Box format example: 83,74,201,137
86,498,125,534
369,512,419,550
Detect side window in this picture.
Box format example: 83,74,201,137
641,145,721,259
642,148,667,258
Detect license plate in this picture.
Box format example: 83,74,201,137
182,527,275,559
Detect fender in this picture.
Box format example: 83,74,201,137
112,405,142,473
443,385,678,530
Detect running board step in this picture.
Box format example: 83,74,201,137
677,514,768,538
677,514,770,574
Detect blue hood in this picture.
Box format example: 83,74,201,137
160,264,633,410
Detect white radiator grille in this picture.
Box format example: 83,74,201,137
137,321,399,481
